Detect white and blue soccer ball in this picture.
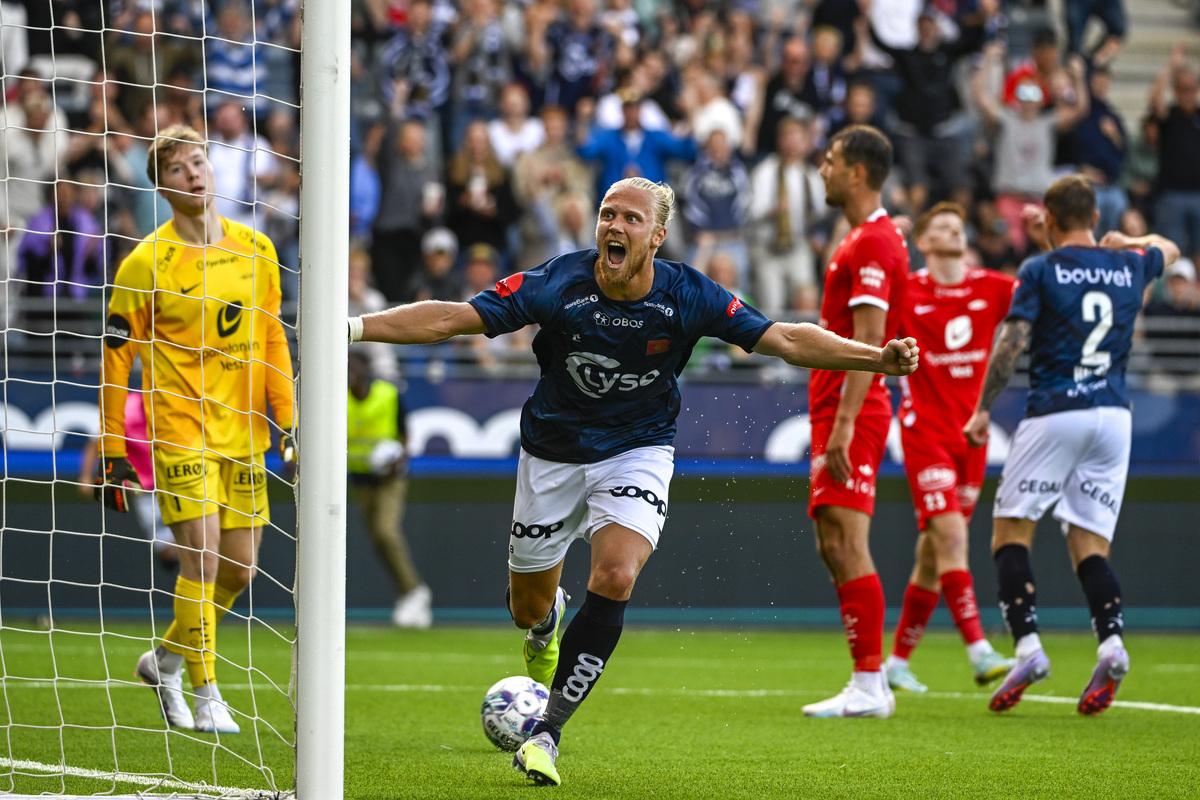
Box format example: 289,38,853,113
480,675,549,752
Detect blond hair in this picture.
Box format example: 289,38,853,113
605,177,676,231
147,124,206,187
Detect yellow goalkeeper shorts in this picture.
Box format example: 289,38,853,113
153,445,270,529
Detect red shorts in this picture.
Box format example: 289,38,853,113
900,425,988,530
808,413,891,519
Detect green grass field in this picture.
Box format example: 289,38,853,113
0,622,1197,798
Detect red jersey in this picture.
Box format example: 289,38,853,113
809,209,909,421
899,267,1018,440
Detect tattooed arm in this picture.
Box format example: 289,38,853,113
964,318,1032,447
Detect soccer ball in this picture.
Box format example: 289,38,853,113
480,675,549,752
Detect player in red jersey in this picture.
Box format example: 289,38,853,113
884,203,1018,694
803,125,911,719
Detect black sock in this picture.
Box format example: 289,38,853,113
1076,555,1124,643
531,591,627,743
995,544,1039,644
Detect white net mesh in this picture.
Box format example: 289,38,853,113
0,1,301,796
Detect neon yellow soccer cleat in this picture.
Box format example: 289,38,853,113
513,732,561,786
523,587,568,687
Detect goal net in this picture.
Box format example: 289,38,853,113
0,1,347,797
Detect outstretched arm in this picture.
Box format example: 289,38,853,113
963,318,1031,447
753,321,919,375
351,301,488,344
1099,231,1181,267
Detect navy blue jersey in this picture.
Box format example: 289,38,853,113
469,249,774,463
1008,245,1164,417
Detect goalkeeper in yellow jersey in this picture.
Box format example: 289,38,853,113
97,124,295,734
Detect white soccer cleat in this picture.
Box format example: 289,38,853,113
194,686,241,734
392,584,433,629
135,650,194,729
803,676,893,719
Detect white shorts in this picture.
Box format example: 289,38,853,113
508,445,674,573
994,407,1131,541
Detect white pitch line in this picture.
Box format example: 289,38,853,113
0,757,286,798
4,680,1200,715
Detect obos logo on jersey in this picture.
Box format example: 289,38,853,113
565,352,660,398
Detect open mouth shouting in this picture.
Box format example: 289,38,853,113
604,240,627,268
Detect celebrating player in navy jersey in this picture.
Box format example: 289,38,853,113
964,175,1179,715
350,176,919,787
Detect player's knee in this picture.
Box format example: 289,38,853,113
814,530,853,570
222,564,256,592
588,562,638,600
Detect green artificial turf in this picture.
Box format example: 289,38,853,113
0,623,1197,798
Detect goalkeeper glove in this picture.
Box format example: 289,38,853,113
279,431,296,467
94,456,139,513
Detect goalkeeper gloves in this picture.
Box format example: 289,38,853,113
279,431,296,467
94,456,140,513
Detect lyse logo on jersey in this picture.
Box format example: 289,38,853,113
565,352,660,398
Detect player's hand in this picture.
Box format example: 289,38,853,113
880,337,919,376
1099,231,1131,250
964,410,990,449
825,420,855,485
1022,204,1049,251
94,456,140,512
279,431,297,468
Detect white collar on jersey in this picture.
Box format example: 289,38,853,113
866,208,888,222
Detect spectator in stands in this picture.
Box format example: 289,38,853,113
106,10,195,122
867,0,995,212
550,192,596,256
1142,258,1200,377
683,129,751,287
973,200,1022,275
1003,26,1062,110
351,119,386,243
376,0,452,147
487,83,545,168
753,35,812,156
577,90,697,201
748,116,826,314
411,226,461,301
110,104,176,236
1150,45,1200,260
15,179,105,301
446,119,519,255
1063,0,1126,57
1123,114,1159,220
1118,207,1149,237
594,62,672,132
205,1,264,111
349,246,401,384
373,118,444,301
1070,61,1128,235
207,100,281,226
973,45,1090,252
530,0,615,112
450,0,512,148
801,26,859,126
457,241,532,370
0,88,69,256
512,105,594,264
686,68,745,153
827,79,884,139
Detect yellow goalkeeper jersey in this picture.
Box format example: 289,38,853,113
100,217,295,459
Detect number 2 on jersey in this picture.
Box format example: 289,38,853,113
1080,291,1113,371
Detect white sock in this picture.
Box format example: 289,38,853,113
194,682,222,701
851,670,883,694
155,646,184,675
885,655,908,670
966,639,994,663
1098,634,1125,658
1015,633,1043,659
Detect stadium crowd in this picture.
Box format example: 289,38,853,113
2,0,1200,371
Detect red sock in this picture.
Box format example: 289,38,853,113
941,569,986,645
836,574,885,672
891,583,939,660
